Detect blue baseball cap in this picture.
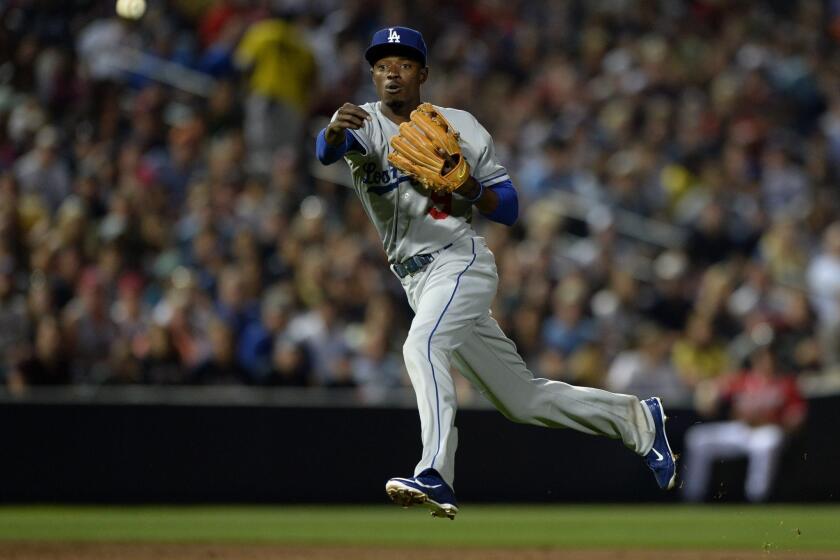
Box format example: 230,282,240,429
364,26,427,67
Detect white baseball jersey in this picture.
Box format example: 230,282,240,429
335,101,510,263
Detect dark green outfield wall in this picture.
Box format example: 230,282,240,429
0,396,837,503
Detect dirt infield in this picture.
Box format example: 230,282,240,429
0,543,836,560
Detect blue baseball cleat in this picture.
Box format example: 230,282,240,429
385,468,459,520
642,397,677,490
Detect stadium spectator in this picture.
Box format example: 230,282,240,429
234,13,316,173
288,298,350,386
214,265,260,341
352,327,405,403
0,252,28,378
672,314,730,387
758,217,809,286
760,143,810,221
13,126,70,213
148,268,210,368
606,323,689,404
191,317,248,384
140,324,185,385
807,221,840,366
238,285,293,380
8,315,72,391
111,272,148,344
644,252,693,332
682,337,807,502
685,200,743,267
62,267,117,382
542,277,598,357
772,289,821,372
265,338,310,387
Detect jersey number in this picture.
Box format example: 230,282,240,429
428,192,452,220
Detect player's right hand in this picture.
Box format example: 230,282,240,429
325,103,371,145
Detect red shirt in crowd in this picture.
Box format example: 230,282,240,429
721,370,807,428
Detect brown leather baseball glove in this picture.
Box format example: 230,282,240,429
388,103,470,193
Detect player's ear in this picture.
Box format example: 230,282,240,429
419,66,428,84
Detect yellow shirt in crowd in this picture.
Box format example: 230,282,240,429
672,340,730,385
235,19,315,111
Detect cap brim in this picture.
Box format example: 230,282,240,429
365,43,426,67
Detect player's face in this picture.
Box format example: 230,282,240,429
371,56,428,110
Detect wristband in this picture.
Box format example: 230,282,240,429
464,180,484,203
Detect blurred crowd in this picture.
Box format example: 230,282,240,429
2,0,840,404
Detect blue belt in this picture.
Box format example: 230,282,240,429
392,243,453,278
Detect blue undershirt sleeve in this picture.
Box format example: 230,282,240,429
315,128,364,165
479,179,519,226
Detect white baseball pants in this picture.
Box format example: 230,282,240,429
682,421,785,502
398,236,655,486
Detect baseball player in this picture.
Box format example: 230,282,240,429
315,26,676,520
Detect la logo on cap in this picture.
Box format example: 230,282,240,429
387,28,401,43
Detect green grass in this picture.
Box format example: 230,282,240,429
0,505,838,551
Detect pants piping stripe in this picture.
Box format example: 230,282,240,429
428,239,477,470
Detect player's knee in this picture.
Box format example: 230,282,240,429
402,334,427,366
404,329,455,359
